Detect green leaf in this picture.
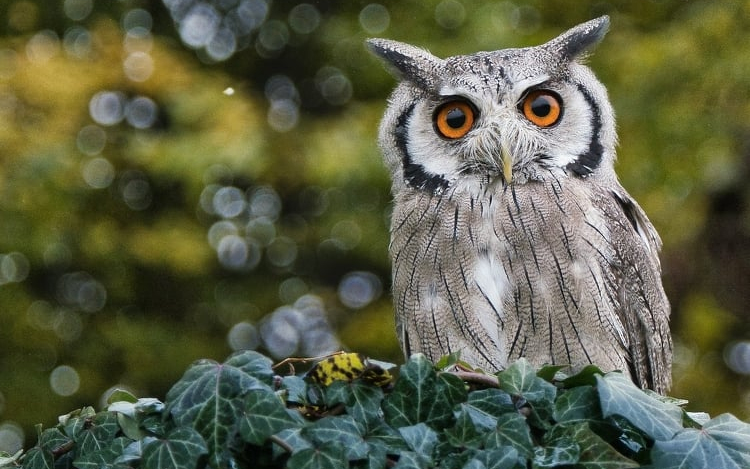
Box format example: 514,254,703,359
465,447,521,469
272,427,313,459
435,352,462,370
561,365,605,388
651,413,750,469
382,354,466,428
553,386,601,422
165,356,271,467
239,389,301,446
485,413,534,458
281,375,308,404
398,423,438,463
532,437,579,468
73,412,120,456
37,427,72,454
391,451,430,469
223,350,275,386
497,359,557,425
73,436,132,469
466,389,516,417
546,422,638,469
141,427,208,469
325,380,384,426
303,415,369,461
596,373,682,441
18,448,53,469
444,405,490,449
106,389,138,405
536,364,568,383
286,442,348,469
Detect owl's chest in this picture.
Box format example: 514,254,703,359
390,180,613,316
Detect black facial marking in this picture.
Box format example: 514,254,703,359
395,103,450,193
566,83,604,177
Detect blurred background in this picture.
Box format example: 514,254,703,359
0,0,749,452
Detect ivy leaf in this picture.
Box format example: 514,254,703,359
286,442,348,469
391,451,430,469
281,375,308,405
445,404,495,449
223,350,275,385
18,447,53,469
302,415,368,461
73,412,120,456
37,427,72,455
398,423,438,464
532,437,579,467
553,386,601,423
464,447,521,469
272,427,313,459
561,365,605,388
497,359,557,425
466,389,516,417
73,436,132,469
546,422,638,469
325,380,384,426
239,389,301,446
382,354,466,428
165,355,271,466
485,413,534,458
596,373,682,441
536,364,568,383
141,427,208,469
651,413,750,469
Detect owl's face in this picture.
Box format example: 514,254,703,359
368,16,617,194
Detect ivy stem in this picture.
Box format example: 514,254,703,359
450,371,501,388
269,434,294,454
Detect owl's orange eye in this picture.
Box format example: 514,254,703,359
521,90,562,127
434,100,476,139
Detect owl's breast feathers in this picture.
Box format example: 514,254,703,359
390,175,672,393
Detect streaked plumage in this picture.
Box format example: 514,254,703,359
368,17,672,393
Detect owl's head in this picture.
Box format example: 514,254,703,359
368,16,617,194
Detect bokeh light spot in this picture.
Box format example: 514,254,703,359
76,124,106,155
435,0,466,30
289,4,321,35
338,271,382,309
63,0,92,22
123,51,154,82
266,236,297,268
26,30,60,63
213,186,247,218
227,321,260,351
50,365,80,396
89,91,125,126
0,252,30,284
125,96,158,129
81,157,115,189
725,341,750,375
0,422,24,454
359,4,390,34
249,186,282,220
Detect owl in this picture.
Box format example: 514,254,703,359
367,16,672,393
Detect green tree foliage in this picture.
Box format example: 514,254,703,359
4,352,750,469
0,0,749,453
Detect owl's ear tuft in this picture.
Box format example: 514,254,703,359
546,16,610,61
366,38,444,88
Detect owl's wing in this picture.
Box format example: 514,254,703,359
609,189,672,394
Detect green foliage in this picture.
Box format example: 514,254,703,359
7,351,750,469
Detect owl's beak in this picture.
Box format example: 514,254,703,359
502,155,513,184
500,141,513,184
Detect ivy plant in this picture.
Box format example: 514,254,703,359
3,350,750,469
